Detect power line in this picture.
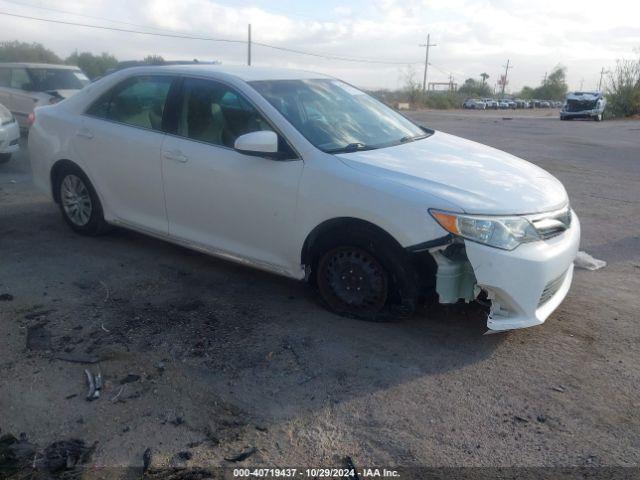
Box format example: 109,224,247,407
0,9,420,65
0,11,247,44
0,0,180,33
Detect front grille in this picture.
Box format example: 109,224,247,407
538,271,567,307
529,207,572,240
566,99,597,112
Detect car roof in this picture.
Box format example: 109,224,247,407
113,64,334,82
0,62,80,70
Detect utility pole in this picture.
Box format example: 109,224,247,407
247,24,252,66
543,71,547,84
598,67,609,92
579,78,584,90
419,34,437,92
500,59,512,96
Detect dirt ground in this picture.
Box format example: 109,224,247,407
1,111,639,477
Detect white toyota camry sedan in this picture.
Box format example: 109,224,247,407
28,65,580,331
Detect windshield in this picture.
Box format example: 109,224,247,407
250,79,427,153
27,68,90,91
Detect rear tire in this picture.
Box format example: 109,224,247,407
55,165,110,235
0,153,11,164
313,226,420,321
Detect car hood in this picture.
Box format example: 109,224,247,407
336,131,568,215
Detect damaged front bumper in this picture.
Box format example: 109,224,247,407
431,212,580,331
561,109,602,119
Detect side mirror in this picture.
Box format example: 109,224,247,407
234,131,278,157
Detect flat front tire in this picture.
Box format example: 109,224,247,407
55,166,110,235
313,227,420,322
317,246,389,319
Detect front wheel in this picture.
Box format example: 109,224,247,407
0,153,11,164
595,113,603,122
317,247,389,319
56,166,110,235
313,228,420,321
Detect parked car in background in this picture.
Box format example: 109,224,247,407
483,98,499,109
539,100,551,108
28,65,579,332
561,91,606,121
0,103,20,163
0,63,90,129
513,99,526,108
463,98,486,109
498,99,510,109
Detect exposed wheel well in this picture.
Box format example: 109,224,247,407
50,159,82,203
301,218,399,268
301,217,437,291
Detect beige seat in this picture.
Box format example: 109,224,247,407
186,92,225,145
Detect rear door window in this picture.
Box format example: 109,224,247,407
10,68,30,90
86,75,173,131
0,68,10,87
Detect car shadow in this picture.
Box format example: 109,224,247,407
3,206,505,427
97,226,504,420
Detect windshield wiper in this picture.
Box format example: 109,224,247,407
326,142,374,154
400,134,428,144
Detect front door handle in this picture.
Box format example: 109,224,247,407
162,150,188,163
76,128,94,140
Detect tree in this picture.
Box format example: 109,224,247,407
0,41,62,63
533,65,568,100
518,86,535,99
517,66,568,100
458,77,491,97
143,55,165,65
65,51,118,79
401,65,425,105
480,72,489,85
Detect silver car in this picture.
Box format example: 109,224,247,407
0,63,89,129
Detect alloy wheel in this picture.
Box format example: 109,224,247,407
61,174,92,226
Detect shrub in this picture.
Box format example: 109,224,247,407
606,57,640,118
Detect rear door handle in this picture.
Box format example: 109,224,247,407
76,128,94,140
162,150,188,163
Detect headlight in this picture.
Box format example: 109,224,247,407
429,209,540,250
0,104,14,126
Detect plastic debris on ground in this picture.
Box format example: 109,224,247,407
574,251,606,271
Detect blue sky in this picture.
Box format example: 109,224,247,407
1,0,639,91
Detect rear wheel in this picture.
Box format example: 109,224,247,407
55,165,110,235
